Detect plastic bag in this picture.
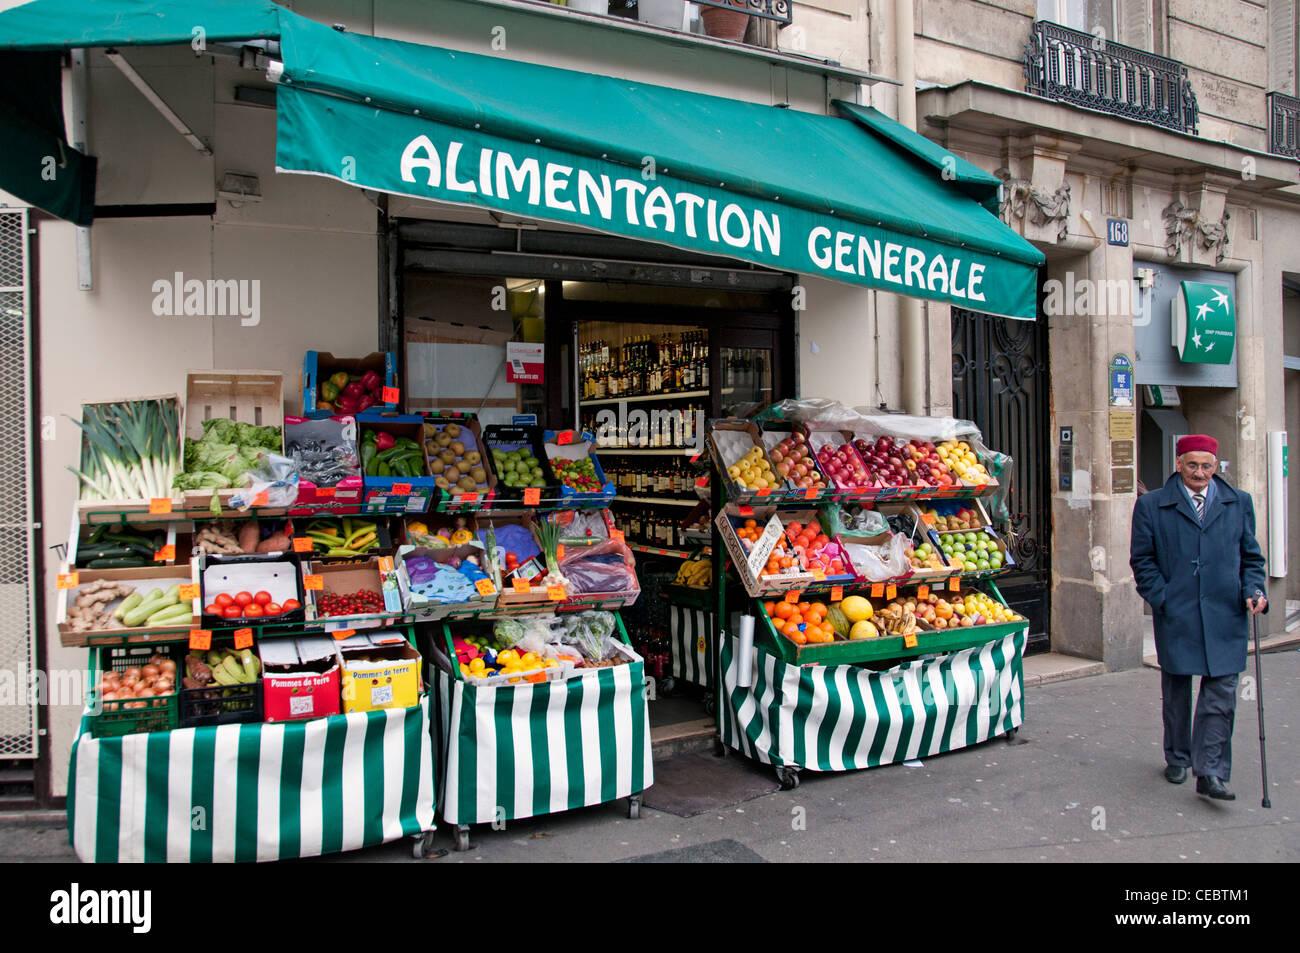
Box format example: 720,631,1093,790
559,540,639,595
553,509,611,545
561,611,619,661
822,501,890,538
842,534,911,582
228,453,300,512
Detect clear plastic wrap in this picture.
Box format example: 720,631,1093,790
228,453,300,511
559,540,639,595
821,501,890,538
561,611,619,661
842,535,912,582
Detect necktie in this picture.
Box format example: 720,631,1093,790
1193,492,1205,521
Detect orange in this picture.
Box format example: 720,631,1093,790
788,629,807,645
774,602,793,620
770,618,785,634
763,601,777,616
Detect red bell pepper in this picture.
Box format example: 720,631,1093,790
375,431,396,451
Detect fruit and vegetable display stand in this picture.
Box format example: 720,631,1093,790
705,404,1028,789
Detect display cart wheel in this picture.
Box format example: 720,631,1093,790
453,825,472,852
411,830,445,860
713,736,728,758
703,692,716,716
627,794,642,820
659,675,677,697
775,765,801,791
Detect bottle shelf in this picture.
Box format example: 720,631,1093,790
579,389,709,408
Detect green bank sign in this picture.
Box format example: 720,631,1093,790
1172,280,1235,364
274,89,1039,319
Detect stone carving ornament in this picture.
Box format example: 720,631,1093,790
996,170,1072,241
1162,200,1230,263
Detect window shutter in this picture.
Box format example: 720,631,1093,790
1269,0,1297,94
1118,0,1153,50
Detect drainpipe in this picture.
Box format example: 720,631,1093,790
894,0,925,414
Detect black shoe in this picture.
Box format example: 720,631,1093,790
1164,765,1187,784
1196,776,1235,801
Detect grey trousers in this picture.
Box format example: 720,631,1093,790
1161,670,1238,781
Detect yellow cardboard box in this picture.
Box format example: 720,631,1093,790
339,638,422,713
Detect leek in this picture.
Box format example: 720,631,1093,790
68,398,180,502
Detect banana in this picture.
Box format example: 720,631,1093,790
221,655,251,685
212,663,240,686
207,650,223,668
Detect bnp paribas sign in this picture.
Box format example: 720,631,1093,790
1171,281,1235,364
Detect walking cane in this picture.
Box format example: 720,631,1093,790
1251,591,1271,809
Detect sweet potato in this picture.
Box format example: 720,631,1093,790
237,521,260,554
256,533,291,553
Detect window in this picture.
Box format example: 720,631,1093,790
1269,0,1298,95
1037,0,1162,52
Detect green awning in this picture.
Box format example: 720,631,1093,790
0,0,1044,318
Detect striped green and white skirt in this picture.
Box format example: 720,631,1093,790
436,660,653,827
720,630,1025,771
669,603,712,689
67,697,436,862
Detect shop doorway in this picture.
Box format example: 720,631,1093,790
951,305,1052,653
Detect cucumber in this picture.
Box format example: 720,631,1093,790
114,592,144,621
86,557,148,569
143,604,193,626
124,592,177,627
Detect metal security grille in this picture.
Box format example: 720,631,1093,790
0,209,38,758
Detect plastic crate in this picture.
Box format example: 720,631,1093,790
90,644,183,738
179,677,264,728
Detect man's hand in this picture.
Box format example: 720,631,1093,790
1246,595,1268,615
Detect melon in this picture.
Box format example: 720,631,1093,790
849,620,879,640
839,595,874,623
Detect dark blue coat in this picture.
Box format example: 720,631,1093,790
1130,474,1268,676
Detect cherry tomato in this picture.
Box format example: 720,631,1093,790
254,591,272,606
234,591,254,607
214,593,234,608
263,603,282,615
282,599,301,612
243,603,264,618
222,605,243,619
204,604,222,616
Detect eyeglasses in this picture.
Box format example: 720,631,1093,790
1181,462,1216,472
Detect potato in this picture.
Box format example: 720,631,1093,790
450,442,465,456
444,466,460,482
470,467,487,483
429,458,445,474
445,423,461,438
464,451,481,465
457,476,477,491
436,433,452,448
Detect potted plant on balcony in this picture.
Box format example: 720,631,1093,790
700,0,750,41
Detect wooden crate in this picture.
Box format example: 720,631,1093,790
179,370,285,515
74,394,182,524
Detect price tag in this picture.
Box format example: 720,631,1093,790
738,505,754,516
886,584,897,600
804,486,819,500
332,628,357,641
757,487,771,497
917,585,930,600
556,430,575,446
304,574,324,591
948,577,961,592
391,482,412,495
149,497,173,515
830,586,844,602
293,536,315,553
811,569,826,581
695,477,709,488
455,492,479,505
177,583,200,601
523,487,541,506
556,544,565,560
903,632,918,649
547,585,566,602
382,386,400,404
475,578,497,597
784,590,800,603
512,577,532,593
870,583,884,598
252,490,269,507
377,556,394,573
153,544,176,562
188,629,212,650
56,572,80,590
921,513,937,526
316,486,336,498
233,628,254,650
610,528,625,543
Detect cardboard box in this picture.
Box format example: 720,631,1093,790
198,552,305,627
302,350,399,417
337,631,422,713
774,509,856,584
476,513,557,607
284,415,364,515
357,412,436,514
260,636,342,722
715,509,814,598
396,543,496,618
544,429,615,506
303,556,403,627
424,413,495,509
806,429,878,497
179,371,286,516
57,564,201,647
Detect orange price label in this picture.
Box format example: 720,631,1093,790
948,577,961,592
177,583,200,601
870,583,884,598
153,544,176,562
149,497,173,515
547,585,566,602
293,536,315,553
556,430,575,445
304,574,324,591
377,556,394,573
811,569,826,581
737,505,754,516
756,487,771,497
455,492,479,505
233,628,254,650
512,577,532,593
610,529,626,543
332,628,357,641
475,578,497,597
523,487,541,506
252,490,270,507
556,544,565,560
886,584,897,600
381,386,400,404
805,486,819,500
784,590,800,603
391,482,412,495
921,513,937,526
903,632,918,649
917,585,930,600
188,629,212,650
830,586,844,602
56,572,80,590
316,486,336,498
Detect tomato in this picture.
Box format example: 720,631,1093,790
222,605,243,619
243,603,264,618
204,604,222,616
282,599,301,612
263,603,282,616
254,591,272,606
214,593,234,608
234,591,254,607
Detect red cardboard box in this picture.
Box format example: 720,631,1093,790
259,636,341,722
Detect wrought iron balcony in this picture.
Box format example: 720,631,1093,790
692,0,790,23
1268,91,1300,160
1023,20,1198,134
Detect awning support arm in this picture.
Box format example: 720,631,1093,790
104,49,211,156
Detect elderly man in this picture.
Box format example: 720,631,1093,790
1129,434,1268,801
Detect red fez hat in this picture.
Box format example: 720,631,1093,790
1176,434,1218,457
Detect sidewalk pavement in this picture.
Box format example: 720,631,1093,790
4,649,1296,863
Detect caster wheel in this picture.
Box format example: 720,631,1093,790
627,796,642,820
713,737,728,758
776,766,800,791
453,826,472,852
411,831,444,859
703,692,716,717
660,676,677,696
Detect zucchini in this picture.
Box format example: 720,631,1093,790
77,544,135,561
85,556,148,569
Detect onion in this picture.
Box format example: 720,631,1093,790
141,664,160,679
123,667,141,680
153,678,173,694
102,691,119,702
160,660,177,674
